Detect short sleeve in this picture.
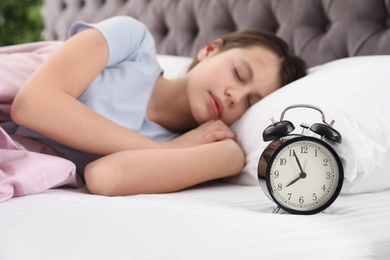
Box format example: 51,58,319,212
68,16,155,67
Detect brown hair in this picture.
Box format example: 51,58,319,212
188,29,307,87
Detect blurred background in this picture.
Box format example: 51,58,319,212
0,0,43,46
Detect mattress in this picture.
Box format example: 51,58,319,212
1,181,389,260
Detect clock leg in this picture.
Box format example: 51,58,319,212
272,205,281,214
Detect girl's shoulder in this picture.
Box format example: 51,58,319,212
69,16,155,67
69,16,148,39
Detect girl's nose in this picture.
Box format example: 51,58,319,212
226,87,247,107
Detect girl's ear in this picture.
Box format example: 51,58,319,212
196,38,224,61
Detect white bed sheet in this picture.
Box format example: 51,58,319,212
0,182,389,260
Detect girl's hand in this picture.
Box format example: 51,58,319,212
162,120,235,148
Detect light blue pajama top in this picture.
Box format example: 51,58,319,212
71,16,177,141
12,16,178,176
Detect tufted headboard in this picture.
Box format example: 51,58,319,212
42,0,390,67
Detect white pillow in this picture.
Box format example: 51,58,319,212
157,55,193,79
230,56,390,194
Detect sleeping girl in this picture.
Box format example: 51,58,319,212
1,16,307,198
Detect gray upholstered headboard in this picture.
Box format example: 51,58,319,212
42,0,390,67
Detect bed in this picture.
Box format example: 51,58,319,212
1,0,390,259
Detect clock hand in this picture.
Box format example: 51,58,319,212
286,151,307,187
286,175,301,187
293,150,304,173
286,171,307,187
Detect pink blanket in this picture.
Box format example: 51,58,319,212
0,42,83,203
0,128,83,202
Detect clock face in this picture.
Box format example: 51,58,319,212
265,136,343,214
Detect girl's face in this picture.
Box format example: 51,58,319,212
186,44,282,126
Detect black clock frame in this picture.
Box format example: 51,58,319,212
260,135,344,215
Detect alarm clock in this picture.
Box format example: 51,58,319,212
257,104,344,215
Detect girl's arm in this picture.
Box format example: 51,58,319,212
11,27,234,154
11,28,163,155
84,139,245,196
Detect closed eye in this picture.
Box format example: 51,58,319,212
234,67,244,82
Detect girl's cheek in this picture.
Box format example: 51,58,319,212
225,108,246,125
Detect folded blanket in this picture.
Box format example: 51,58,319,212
0,127,83,203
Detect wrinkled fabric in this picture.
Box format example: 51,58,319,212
0,127,83,203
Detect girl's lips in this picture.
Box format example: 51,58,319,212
209,92,224,117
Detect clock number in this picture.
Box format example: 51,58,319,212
279,158,287,165
326,172,331,180
299,196,304,204
313,193,318,201
323,159,328,166
287,193,292,200
321,184,326,192
278,183,283,191
315,150,318,157
289,149,294,157
300,146,308,154
274,171,280,178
